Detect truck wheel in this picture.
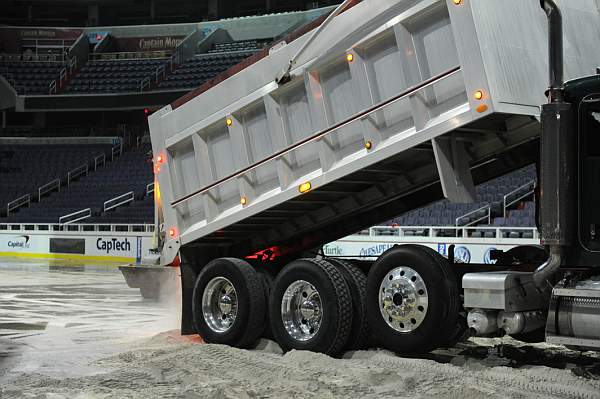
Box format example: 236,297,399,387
257,269,274,339
366,245,460,354
192,258,266,348
270,258,353,356
325,258,371,350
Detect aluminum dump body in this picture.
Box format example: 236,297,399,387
149,0,600,263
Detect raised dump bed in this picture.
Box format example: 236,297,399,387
149,0,600,264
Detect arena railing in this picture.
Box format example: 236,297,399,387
0,222,154,234
38,179,60,201
94,153,106,170
146,182,155,195
455,204,491,227
503,180,536,217
103,191,134,212
0,53,65,62
89,51,171,61
59,208,92,225
351,225,539,240
6,194,31,216
66,163,89,187
111,142,123,161
49,57,77,95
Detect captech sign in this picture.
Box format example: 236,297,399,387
7,235,31,249
96,238,131,254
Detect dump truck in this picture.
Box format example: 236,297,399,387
139,0,600,355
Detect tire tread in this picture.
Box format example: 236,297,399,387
325,258,371,349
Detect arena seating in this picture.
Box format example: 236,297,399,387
157,51,257,90
0,143,113,217
388,165,537,236
64,59,167,94
87,195,154,224
1,144,153,223
2,140,536,229
0,61,65,95
208,40,268,53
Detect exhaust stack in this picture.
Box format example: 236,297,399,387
540,0,564,103
534,0,573,288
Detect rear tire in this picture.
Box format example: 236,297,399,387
366,245,461,354
270,258,353,356
192,258,266,348
325,258,371,350
257,269,274,339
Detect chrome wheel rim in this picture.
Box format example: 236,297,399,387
281,280,322,341
202,276,238,333
379,266,428,332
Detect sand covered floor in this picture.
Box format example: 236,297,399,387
2,333,600,399
1,259,600,399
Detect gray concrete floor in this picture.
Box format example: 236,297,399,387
0,258,179,381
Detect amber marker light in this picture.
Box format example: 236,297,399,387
299,181,312,193
346,53,354,63
476,104,489,113
474,90,484,101
240,196,248,206
452,0,463,5
365,140,373,150
226,118,233,126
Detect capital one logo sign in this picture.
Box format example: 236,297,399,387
7,235,31,249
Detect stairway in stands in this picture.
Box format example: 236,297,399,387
2,144,154,224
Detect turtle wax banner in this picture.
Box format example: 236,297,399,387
322,238,540,264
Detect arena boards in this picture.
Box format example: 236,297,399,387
0,226,154,263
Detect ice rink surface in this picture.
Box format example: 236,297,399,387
1,258,599,399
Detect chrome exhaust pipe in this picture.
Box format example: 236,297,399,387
532,245,561,289
540,0,564,103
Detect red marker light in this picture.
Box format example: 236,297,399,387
157,155,163,163
169,228,176,237
96,34,103,41
144,108,150,115
154,165,161,174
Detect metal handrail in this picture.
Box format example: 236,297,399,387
59,208,92,225
503,180,536,217
69,57,77,74
104,191,134,212
67,163,89,187
140,76,151,92
171,65,462,207
89,51,171,61
38,179,60,201
0,222,155,233
146,182,155,195
169,51,180,72
155,64,166,83
455,204,491,227
49,80,57,94
94,153,106,170
358,225,539,239
111,143,123,161
7,194,31,216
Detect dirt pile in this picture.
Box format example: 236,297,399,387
2,336,599,399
